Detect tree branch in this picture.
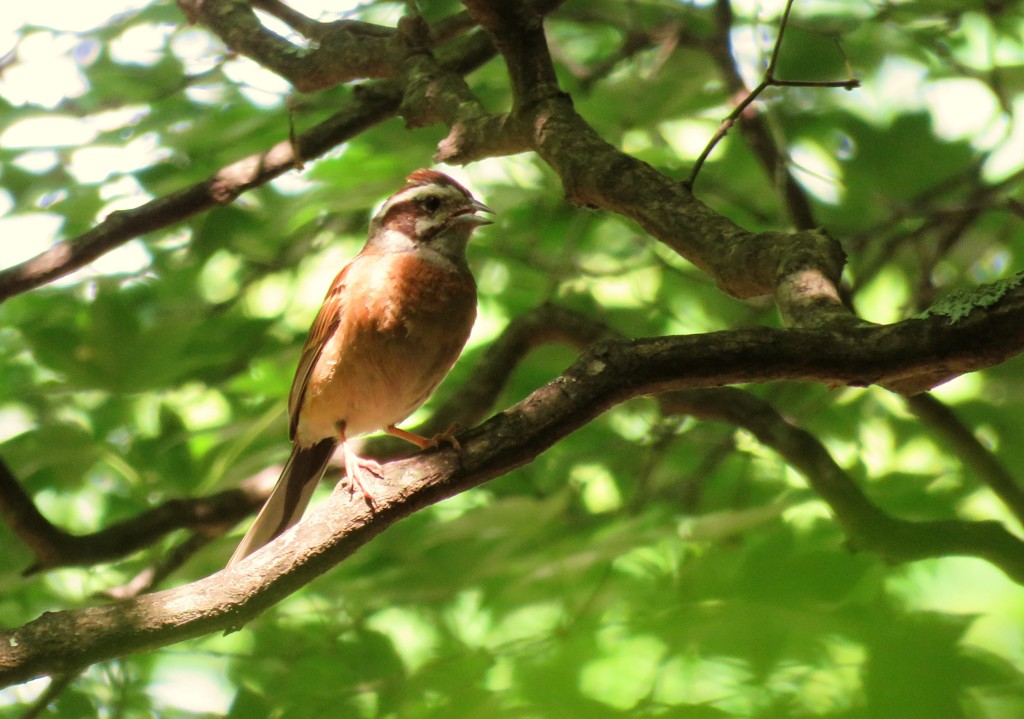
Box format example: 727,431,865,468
0,30,495,304
4,303,1024,686
453,0,853,328
178,0,399,91
395,16,489,128
907,393,1024,527
1,304,609,576
0,456,264,575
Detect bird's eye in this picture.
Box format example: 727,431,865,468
420,195,442,213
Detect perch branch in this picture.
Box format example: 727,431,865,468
4,302,1024,686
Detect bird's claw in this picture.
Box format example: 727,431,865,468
342,449,382,508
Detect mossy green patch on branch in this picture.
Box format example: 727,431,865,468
916,272,1024,324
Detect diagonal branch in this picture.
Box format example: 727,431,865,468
0,30,496,304
1,304,611,577
453,0,853,329
907,393,1024,527
4,303,1024,687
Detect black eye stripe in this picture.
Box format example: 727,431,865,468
374,184,473,233
419,195,442,212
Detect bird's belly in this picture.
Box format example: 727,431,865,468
302,343,444,439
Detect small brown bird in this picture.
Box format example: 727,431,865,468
228,169,491,566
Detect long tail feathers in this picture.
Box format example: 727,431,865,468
227,439,337,567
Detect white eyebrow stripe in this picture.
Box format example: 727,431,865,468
379,183,464,213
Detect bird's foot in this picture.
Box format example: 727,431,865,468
386,423,462,452
341,445,382,508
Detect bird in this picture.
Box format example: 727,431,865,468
228,169,492,566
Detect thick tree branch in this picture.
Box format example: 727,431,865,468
178,0,399,91
453,0,852,328
2,305,608,576
4,305,1024,687
395,16,489,128
181,0,515,94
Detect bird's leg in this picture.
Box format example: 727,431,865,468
341,443,382,507
335,422,381,507
386,423,462,452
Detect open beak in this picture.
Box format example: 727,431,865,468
457,199,495,226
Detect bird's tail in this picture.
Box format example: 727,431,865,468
227,439,336,567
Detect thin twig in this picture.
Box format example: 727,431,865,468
18,672,79,719
688,0,860,186
765,0,796,76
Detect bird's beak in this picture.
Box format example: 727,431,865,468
457,199,494,226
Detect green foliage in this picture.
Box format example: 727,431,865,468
2,0,1024,717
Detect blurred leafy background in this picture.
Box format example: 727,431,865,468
2,0,1024,717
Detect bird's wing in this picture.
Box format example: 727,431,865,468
287,263,350,441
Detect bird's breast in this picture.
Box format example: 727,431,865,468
296,251,477,443
380,251,475,323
